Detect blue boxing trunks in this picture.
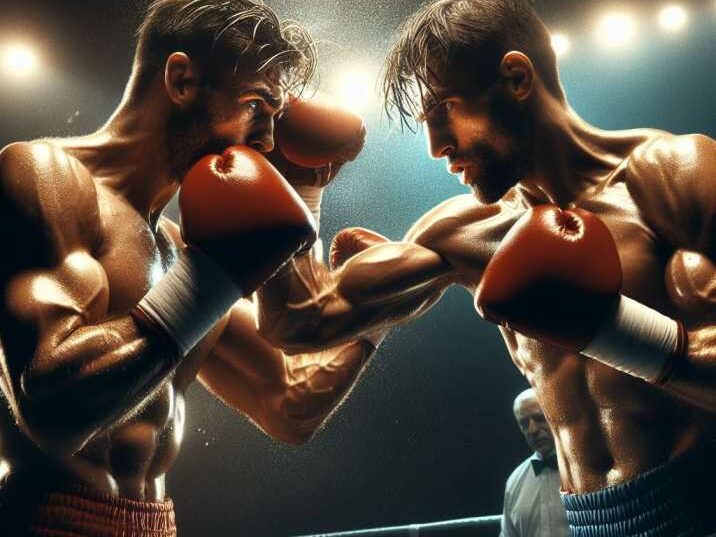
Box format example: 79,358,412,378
561,442,715,537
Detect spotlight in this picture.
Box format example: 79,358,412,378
596,12,637,47
336,68,376,111
2,43,38,77
658,5,688,32
551,33,571,57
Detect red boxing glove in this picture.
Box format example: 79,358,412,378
476,205,622,351
180,145,316,293
274,96,367,169
476,205,684,384
268,96,367,231
330,227,390,269
133,146,315,356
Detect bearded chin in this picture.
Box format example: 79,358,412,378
467,142,526,204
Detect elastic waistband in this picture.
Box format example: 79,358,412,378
562,443,715,537
1,482,176,537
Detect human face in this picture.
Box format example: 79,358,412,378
420,77,529,204
168,69,285,179
514,396,555,458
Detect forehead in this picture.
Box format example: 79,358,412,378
225,67,285,103
514,396,542,419
419,62,487,107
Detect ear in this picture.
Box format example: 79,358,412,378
164,52,200,109
499,51,535,102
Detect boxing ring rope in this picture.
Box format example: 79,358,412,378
297,515,502,537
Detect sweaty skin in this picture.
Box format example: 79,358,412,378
0,126,374,499
257,124,716,494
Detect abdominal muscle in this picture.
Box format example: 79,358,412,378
503,329,705,494
67,381,186,501
0,379,186,502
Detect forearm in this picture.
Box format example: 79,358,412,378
202,299,385,444
663,326,716,412
272,337,380,442
257,242,452,352
19,316,179,453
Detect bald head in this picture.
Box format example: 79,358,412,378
513,388,555,458
513,388,537,413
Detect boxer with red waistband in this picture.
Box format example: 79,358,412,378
0,1,375,535
255,1,715,535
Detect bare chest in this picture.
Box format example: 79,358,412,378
94,190,177,316
76,190,187,488
485,183,677,401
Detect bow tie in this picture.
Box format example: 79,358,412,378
531,455,558,475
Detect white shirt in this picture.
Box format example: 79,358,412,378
500,453,569,537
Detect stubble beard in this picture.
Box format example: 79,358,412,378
466,139,526,204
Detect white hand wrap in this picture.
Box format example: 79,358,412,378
582,295,680,383
134,247,242,356
294,184,324,225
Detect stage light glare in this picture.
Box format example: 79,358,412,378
659,5,688,32
337,68,375,111
596,12,637,47
3,44,38,77
551,33,571,57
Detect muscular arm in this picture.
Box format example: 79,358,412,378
198,297,380,444
255,203,469,353
630,134,716,411
201,218,450,442
0,142,181,455
664,250,716,410
204,198,484,441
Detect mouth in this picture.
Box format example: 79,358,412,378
456,165,479,187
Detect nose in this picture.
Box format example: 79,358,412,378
248,119,276,153
426,124,455,160
527,419,540,436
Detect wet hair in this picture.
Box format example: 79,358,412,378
382,0,563,129
132,0,316,97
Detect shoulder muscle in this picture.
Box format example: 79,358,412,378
404,194,499,246
0,141,101,260
627,133,716,252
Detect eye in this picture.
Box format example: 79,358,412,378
423,99,454,122
246,99,262,115
439,100,454,114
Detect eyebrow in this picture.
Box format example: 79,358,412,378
240,86,284,110
417,89,448,123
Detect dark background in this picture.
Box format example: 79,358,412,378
1,1,714,536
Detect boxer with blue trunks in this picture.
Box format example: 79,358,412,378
253,2,716,535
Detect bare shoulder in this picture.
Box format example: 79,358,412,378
0,140,101,253
626,133,716,249
404,193,501,245
628,132,715,180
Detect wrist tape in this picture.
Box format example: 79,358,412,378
294,184,323,224
133,247,242,356
582,295,682,383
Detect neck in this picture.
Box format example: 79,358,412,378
516,95,625,207
62,87,179,227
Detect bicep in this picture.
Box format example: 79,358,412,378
337,240,453,308
3,251,110,378
0,141,107,353
666,249,716,324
